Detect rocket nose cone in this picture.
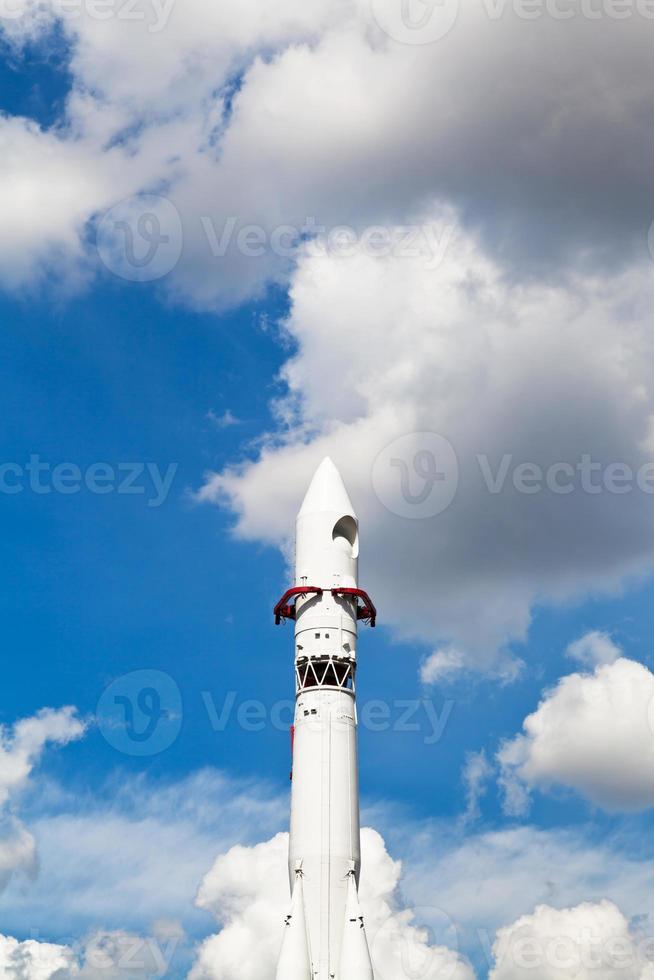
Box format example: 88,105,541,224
298,457,357,519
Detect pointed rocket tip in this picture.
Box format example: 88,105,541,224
316,456,337,478
298,456,357,519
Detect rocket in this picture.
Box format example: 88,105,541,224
274,458,377,980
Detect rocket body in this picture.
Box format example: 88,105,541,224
276,458,374,980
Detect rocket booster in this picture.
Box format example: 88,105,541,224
274,458,376,980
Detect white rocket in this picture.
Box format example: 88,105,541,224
274,457,377,980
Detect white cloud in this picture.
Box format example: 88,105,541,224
4,0,654,661
0,769,286,939
0,707,85,806
2,0,654,300
489,900,654,980
0,117,149,290
0,707,85,893
190,828,475,980
201,226,654,666
566,631,623,668
0,819,37,892
206,410,241,430
0,934,76,980
189,833,288,980
3,766,654,979
0,924,185,980
0,0,344,298
75,925,185,980
421,648,467,685
5,811,654,980
190,815,654,980
498,658,654,814
460,751,493,827
386,818,654,964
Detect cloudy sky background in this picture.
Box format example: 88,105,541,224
2,0,654,976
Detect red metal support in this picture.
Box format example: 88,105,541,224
274,586,377,627
331,588,377,628
274,586,323,625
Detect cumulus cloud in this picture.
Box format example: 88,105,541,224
0,923,184,980
566,631,623,668
0,768,289,976
498,658,654,814
189,833,288,980
489,900,654,980
4,765,654,978
0,115,170,290
0,707,85,892
190,828,475,980
384,817,654,962
201,221,654,665
0,0,343,299
5,813,654,980
189,817,654,980
0,933,76,980
1,769,286,939
4,0,654,661
3,0,654,299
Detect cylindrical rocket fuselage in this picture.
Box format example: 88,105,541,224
288,467,362,980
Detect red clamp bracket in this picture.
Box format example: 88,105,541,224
273,586,377,627
274,586,323,625
331,588,377,628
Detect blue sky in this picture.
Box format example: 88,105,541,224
1,274,640,817
2,6,654,980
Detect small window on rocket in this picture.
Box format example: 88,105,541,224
332,515,359,558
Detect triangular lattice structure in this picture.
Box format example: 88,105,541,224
295,658,355,694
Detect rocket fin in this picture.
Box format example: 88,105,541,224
338,873,374,980
276,874,312,980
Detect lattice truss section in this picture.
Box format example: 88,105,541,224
295,657,356,694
